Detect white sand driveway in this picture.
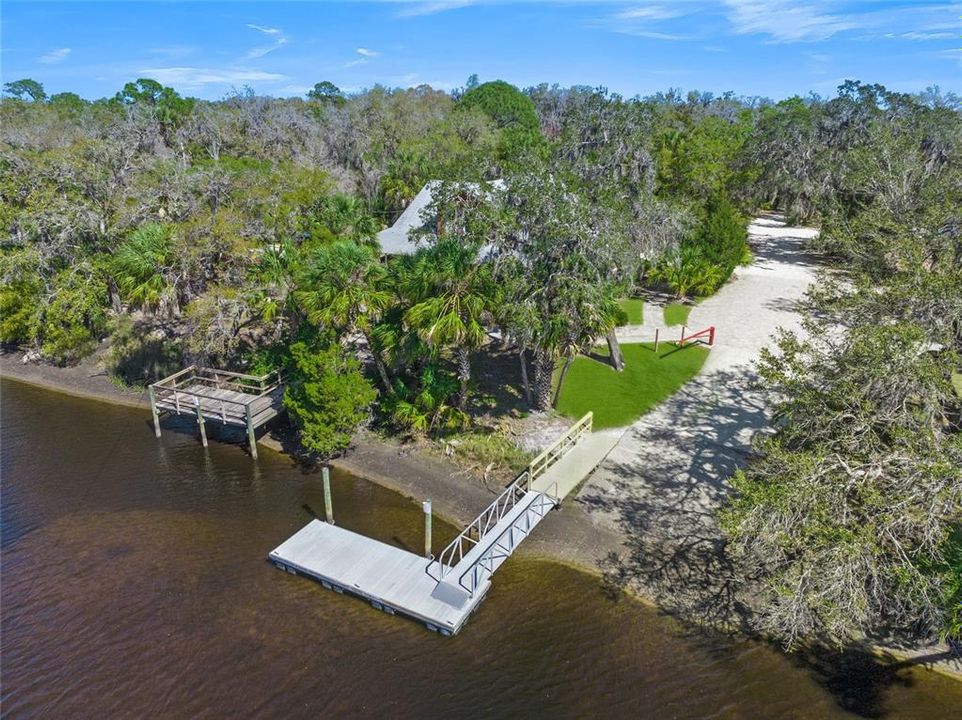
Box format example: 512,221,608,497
576,215,820,617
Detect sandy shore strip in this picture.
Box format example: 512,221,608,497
0,351,625,577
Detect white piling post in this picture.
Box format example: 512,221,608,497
245,404,258,460
323,466,334,524
148,385,162,438
423,500,433,559
194,397,208,448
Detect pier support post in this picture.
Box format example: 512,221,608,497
322,466,334,524
245,405,258,460
194,397,208,448
423,500,433,559
148,385,161,438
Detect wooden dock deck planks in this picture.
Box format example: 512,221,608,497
269,520,489,633
149,366,284,458
153,384,282,428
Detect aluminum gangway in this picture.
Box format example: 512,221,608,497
269,412,601,634
426,412,593,607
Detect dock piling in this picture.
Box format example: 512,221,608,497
423,500,433,559
194,397,208,447
322,467,334,524
245,405,258,460
148,385,162,438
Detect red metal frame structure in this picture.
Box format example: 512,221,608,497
678,325,715,347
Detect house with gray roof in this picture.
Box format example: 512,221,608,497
376,179,506,255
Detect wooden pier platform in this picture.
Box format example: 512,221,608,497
269,520,489,635
148,366,283,458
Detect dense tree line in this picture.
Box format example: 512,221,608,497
721,83,962,650
2,76,959,647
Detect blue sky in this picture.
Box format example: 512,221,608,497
2,1,960,101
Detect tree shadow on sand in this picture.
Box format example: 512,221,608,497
579,364,768,632
578,360,957,717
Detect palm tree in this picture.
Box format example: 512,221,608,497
295,241,393,391
322,194,381,249
402,238,493,410
112,223,178,315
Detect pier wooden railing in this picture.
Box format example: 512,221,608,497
148,366,283,459
426,412,592,584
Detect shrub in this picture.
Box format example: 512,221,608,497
690,194,748,278
40,266,108,365
284,341,378,459
445,430,532,474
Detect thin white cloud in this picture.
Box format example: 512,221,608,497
246,24,282,36
599,2,699,41
244,23,288,59
932,48,962,67
140,66,286,91
619,30,693,41
245,38,289,60
39,47,71,64
615,5,690,21
396,0,477,18
722,0,857,42
884,31,957,41
344,47,382,68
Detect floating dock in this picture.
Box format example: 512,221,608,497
269,413,621,634
269,520,490,634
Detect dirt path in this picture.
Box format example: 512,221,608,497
576,214,820,625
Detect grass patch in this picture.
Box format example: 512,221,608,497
445,430,532,474
664,303,692,327
617,298,644,326
952,371,962,399
554,342,709,429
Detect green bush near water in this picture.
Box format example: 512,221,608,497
554,342,709,429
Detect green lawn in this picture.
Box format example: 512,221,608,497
663,303,692,327
952,371,962,399
617,298,644,326
554,342,710,429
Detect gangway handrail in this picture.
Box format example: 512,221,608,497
425,413,592,584
527,412,592,488
456,481,560,594
426,472,530,581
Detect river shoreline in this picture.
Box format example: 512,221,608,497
0,351,626,575
3,351,959,682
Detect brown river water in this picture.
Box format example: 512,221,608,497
1,378,960,719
